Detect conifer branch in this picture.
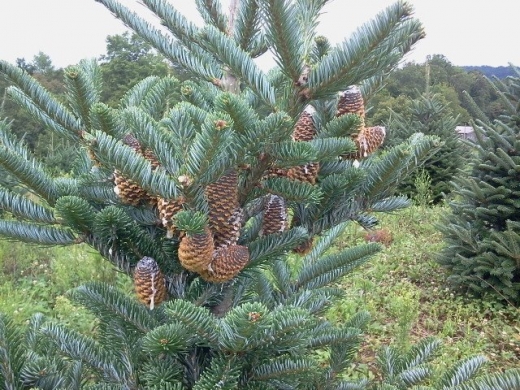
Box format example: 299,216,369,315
196,0,229,34
89,103,122,139
40,322,131,386
0,189,56,223
121,107,181,174
94,0,222,82
308,0,423,98
6,87,79,142
139,0,200,46
0,220,76,245
262,0,303,83
232,0,262,52
69,282,160,333
64,59,102,129
200,26,275,106
0,145,58,204
0,60,81,134
90,130,179,199
296,243,380,290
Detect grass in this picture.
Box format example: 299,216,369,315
0,205,518,380
0,240,132,331
328,205,520,378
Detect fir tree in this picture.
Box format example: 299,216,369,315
385,91,470,204
437,65,520,303
2,1,516,389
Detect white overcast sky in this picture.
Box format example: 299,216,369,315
1,0,519,70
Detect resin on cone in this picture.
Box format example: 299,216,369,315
352,126,386,159
134,256,167,310
157,197,185,238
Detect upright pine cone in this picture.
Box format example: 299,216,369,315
157,197,185,238
292,105,317,142
114,173,152,206
287,105,320,184
113,133,154,206
200,245,250,283
352,125,386,159
287,163,320,185
205,170,242,248
143,147,161,170
134,256,167,310
336,85,365,121
178,227,214,274
261,194,288,235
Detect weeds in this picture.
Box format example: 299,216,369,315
0,206,518,378
329,205,520,377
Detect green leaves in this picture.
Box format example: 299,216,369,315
308,0,424,98
0,220,75,245
262,0,303,82
200,25,275,106
141,323,193,354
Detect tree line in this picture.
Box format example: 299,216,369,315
0,34,512,176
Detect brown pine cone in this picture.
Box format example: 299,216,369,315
261,194,288,235
206,170,242,248
336,85,365,120
352,125,386,159
113,171,152,206
287,162,320,185
292,106,317,142
200,245,250,283
157,197,185,238
134,256,167,309
178,227,214,274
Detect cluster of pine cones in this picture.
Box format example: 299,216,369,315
132,169,251,308
117,85,386,309
261,85,387,253
336,85,386,160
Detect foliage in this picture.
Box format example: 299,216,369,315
385,91,471,203
367,55,505,126
99,32,173,106
0,0,516,389
437,65,520,304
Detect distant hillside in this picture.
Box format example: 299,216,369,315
462,65,516,79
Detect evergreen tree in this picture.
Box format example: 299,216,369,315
437,65,520,304
2,0,515,388
386,91,469,204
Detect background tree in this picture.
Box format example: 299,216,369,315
437,65,520,304
99,32,172,106
385,90,470,204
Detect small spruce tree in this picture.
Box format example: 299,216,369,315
437,65,520,303
5,1,516,389
385,91,469,204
